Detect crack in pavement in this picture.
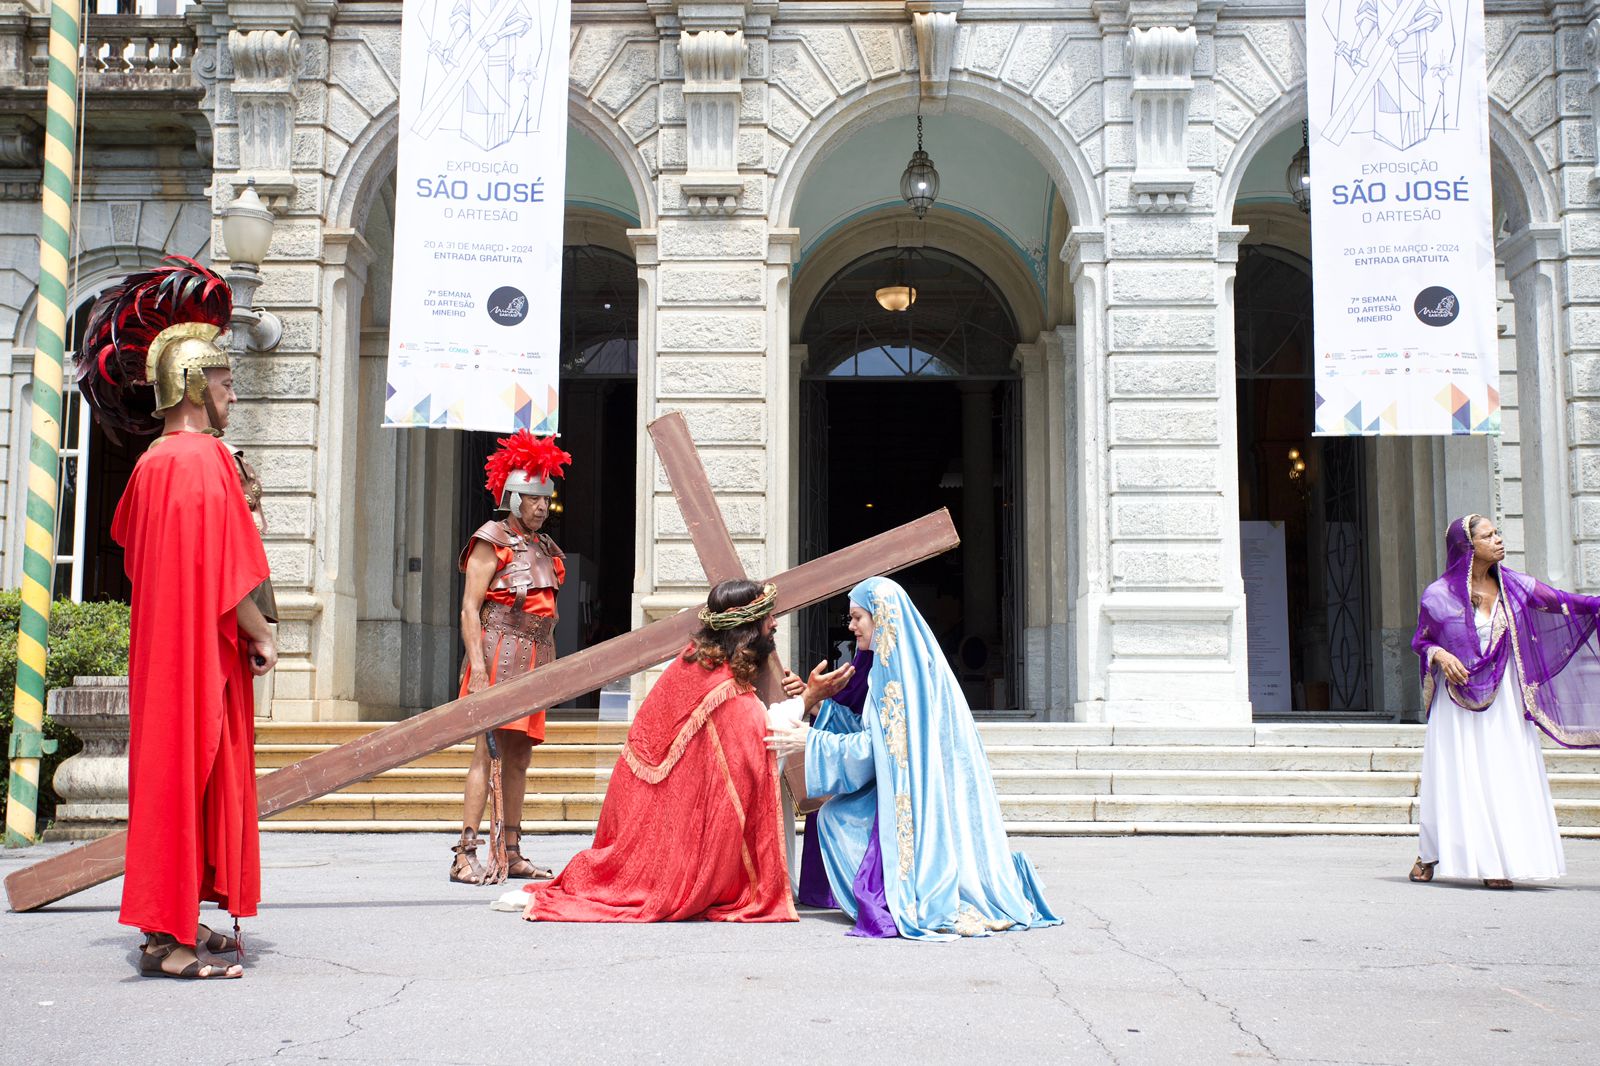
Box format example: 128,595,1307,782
1076,901,1282,1064
264,950,408,978
224,976,420,1066
1008,936,1122,1065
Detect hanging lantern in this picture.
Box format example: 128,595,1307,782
900,115,939,219
874,250,917,312
1286,119,1311,213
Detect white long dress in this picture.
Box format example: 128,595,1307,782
1417,603,1565,881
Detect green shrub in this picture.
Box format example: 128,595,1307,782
0,591,130,830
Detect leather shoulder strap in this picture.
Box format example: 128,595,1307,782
460,519,513,572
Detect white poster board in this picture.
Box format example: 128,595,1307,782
385,0,571,432
1307,0,1498,436
1241,521,1294,713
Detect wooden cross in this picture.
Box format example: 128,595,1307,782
5,412,958,912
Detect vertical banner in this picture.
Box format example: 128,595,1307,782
386,0,570,432
1308,0,1498,436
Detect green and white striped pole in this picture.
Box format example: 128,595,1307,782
5,1,80,847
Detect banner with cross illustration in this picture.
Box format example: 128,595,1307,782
384,0,570,432
1308,0,1499,436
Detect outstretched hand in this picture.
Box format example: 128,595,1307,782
780,670,806,699
802,660,854,712
765,718,809,760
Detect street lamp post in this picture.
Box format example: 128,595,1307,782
220,180,283,352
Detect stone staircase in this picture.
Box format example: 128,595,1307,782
254,721,1600,836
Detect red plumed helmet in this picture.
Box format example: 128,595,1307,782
484,430,571,509
76,255,233,436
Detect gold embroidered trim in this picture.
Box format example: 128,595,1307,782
872,592,901,662
704,720,760,893
881,681,909,769
1500,572,1600,747
894,791,914,881
621,678,745,784
941,903,1016,938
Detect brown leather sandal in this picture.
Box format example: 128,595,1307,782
1409,859,1437,883
140,934,242,980
504,828,554,880
1483,878,1514,889
197,922,239,955
450,828,487,885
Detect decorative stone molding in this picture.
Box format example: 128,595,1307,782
1126,25,1197,213
42,677,130,842
907,1,962,102
1586,19,1600,198
680,28,746,215
227,28,302,206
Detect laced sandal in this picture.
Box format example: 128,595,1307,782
450,828,487,885
1409,859,1436,883
197,923,239,956
504,829,554,880
1483,879,1514,890
139,934,242,980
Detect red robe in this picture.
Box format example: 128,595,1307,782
530,652,797,923
114,431,270,941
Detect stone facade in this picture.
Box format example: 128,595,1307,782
1,0,1596,726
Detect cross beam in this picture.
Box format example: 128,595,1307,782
5,468,958,911
648,413,817,809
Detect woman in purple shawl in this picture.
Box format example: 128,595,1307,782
1410,514,1600,888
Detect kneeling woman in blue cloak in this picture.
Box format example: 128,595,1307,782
766,576,1059,940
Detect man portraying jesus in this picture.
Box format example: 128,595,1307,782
495,579,850,922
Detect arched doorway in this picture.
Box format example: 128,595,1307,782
799,247,1023,712
53,292,155,604
1234,247,1371,716
456,243,638,711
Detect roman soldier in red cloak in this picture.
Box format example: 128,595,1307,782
76,257,275,979
450,430,570,885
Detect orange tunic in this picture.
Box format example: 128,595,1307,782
460,542,565,740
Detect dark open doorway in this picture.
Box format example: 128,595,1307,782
799,247,1023,712
456,245,638,712
1235,246,1372,716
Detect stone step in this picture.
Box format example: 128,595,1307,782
253,743,622,771
283,766,1540,800
253,721,632,746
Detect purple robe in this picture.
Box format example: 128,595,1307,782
1413,514,1600,748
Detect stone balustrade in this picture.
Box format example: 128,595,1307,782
1,15,195,88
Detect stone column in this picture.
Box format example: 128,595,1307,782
1068,0,1250,725
200,0,347,718
1018,334,1072,718
1499,226,1573,586
635,1,783,700
959,381,997,645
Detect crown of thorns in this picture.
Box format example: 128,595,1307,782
697,583,779,630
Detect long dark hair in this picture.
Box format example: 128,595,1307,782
683,579,776,688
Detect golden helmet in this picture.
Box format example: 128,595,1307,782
77,256,233,435
146,321,233,415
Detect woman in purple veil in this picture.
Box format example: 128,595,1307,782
1410,514,1600,888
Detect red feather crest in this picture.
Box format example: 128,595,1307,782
484,430,572,501
76,255,233,436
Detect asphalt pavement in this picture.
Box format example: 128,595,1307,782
2,833,1597,1065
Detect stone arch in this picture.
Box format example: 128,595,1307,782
770,73,1102,235
327,91,655,237
1217,84,1306,222
790,207,1046,343
1486,104,1554,234
10,245,191,349
1218,83,1556,235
